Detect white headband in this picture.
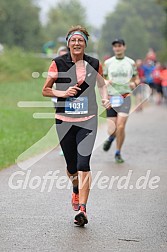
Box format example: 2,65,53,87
66,31,88,46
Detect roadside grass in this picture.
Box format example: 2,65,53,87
0,47,58,170
0,47,50,83
0,78,58,170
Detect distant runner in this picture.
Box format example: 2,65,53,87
103,39,139,163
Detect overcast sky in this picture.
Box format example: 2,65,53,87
37,0,118,27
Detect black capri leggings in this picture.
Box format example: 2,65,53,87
56,117,97,174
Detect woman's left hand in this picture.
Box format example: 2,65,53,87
102,99,111,109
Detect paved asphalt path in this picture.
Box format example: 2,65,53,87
0,104,167,252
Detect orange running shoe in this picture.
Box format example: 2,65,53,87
71,193,79,211
74,205,88,226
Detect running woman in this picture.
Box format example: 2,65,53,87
103,39,139,163
42,25,110,226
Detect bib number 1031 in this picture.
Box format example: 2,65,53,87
65,97,88,114
69,102,84,110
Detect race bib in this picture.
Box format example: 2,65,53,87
110,95,124,108
65,97,88,114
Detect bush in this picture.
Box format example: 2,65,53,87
0,46,50,83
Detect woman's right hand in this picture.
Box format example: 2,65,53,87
63,84,81,98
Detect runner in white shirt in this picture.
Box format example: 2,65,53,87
103,39,139,163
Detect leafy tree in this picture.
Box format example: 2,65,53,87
156,0,167,9
0,0,43,50
43,0,96,52
99,0,166,59
156,0,167,37
156,0,167,63
45,0,87,42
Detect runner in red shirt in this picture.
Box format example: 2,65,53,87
152,62,163,105
134,59,145,111
161,66,167,101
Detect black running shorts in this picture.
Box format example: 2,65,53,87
56,117,97,174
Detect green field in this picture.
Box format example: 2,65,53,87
0,78,58,170
0,47,58,169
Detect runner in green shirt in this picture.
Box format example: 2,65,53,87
103,39,139,163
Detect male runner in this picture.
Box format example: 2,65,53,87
103,39,139,163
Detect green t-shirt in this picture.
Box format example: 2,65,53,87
103,56,137,95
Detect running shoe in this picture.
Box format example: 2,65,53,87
103,140,112,151
115,153,124,163
71,193,79,211
74,205,88,226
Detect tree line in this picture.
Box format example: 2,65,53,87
0,0,166,61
